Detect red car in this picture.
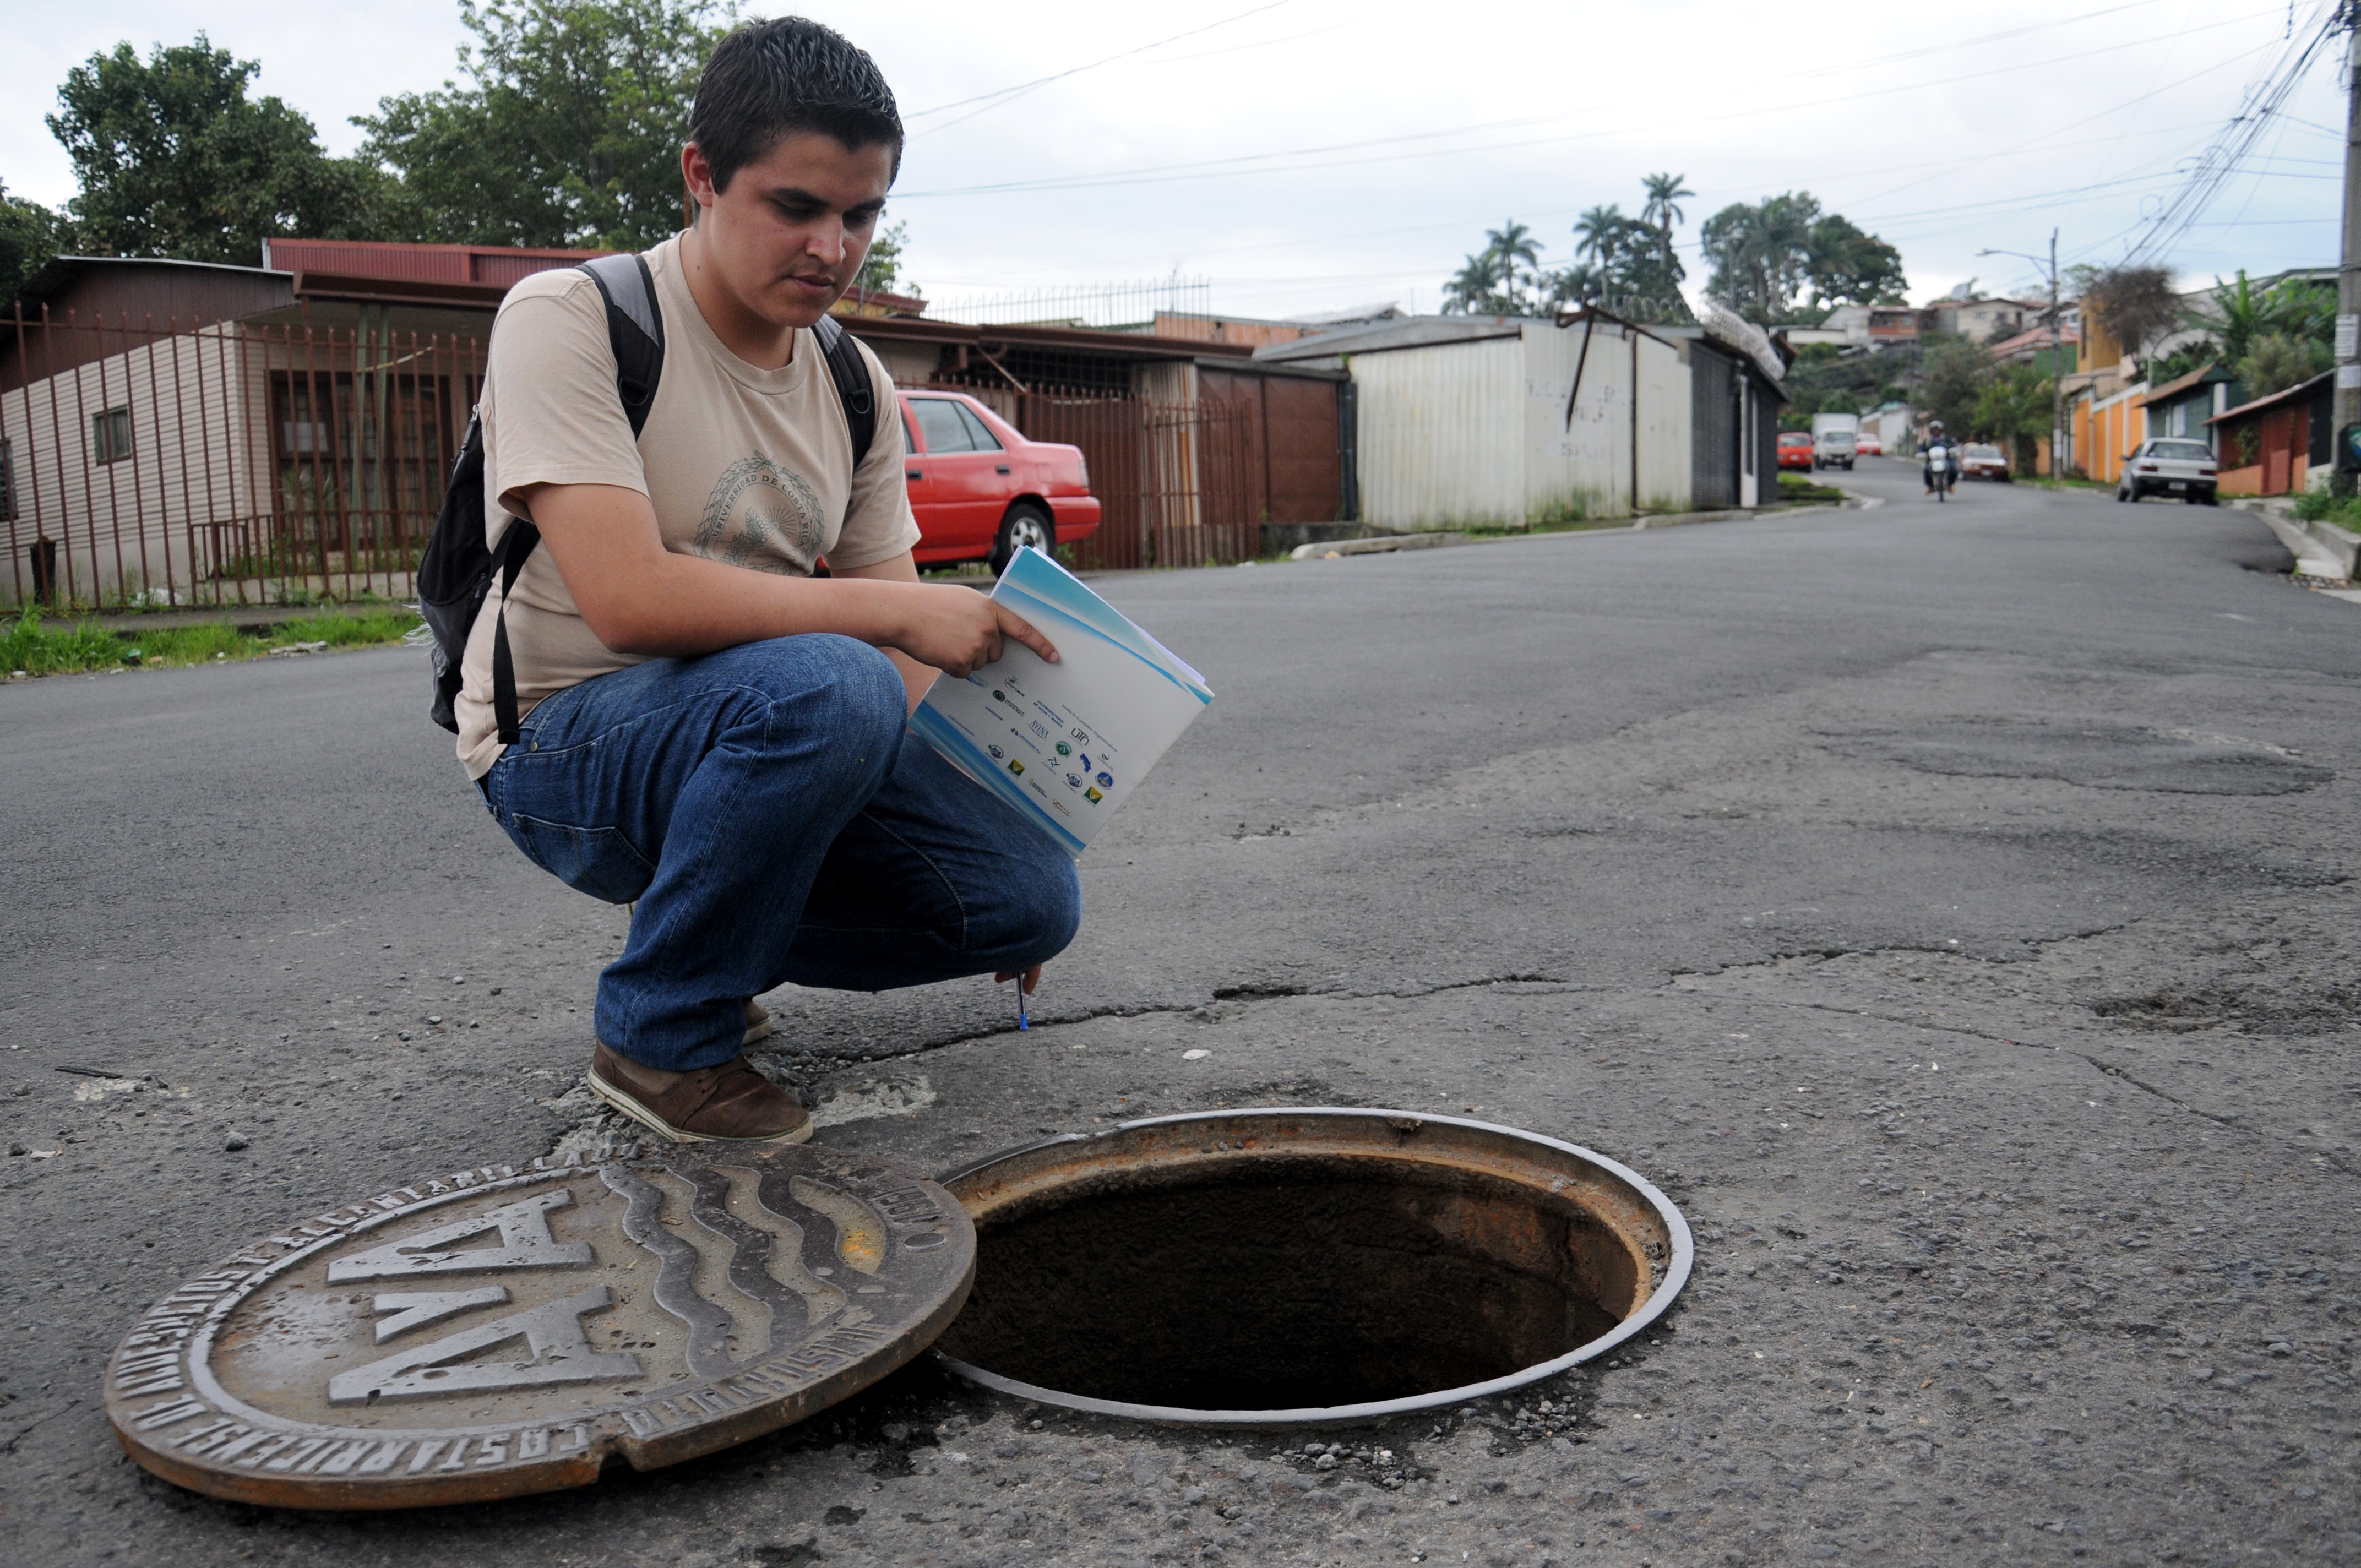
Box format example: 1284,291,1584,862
1777,430,1814,472
1855,433,1884,456
896,390,1101,574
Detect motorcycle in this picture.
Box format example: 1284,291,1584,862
1925,444,1956,502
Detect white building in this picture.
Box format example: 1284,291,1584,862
1253,309,1788,528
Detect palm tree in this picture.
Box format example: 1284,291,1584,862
1485,219,1543,311
1573,205,1626,266
1640,172,1693,242
1443,248,1507,315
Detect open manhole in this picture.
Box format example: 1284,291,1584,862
931,1108,1691,1426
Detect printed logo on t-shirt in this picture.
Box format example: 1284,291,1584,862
697,455,826,572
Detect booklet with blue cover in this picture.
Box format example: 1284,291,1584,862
909,547,1214,857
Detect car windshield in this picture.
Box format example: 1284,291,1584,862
1780,432,1809,443
2148,440,2212,461
1965,444,2001,458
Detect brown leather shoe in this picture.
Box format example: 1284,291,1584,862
588,1043,813,1144
742,998,776,1046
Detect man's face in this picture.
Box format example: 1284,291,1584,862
684,131,896,330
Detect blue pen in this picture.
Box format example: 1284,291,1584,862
1014,973,1029,1032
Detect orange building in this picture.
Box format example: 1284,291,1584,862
2059,304,2144,482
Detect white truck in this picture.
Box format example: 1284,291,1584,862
1811,411,1859,471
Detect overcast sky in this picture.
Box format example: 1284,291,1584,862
4,0,2350,318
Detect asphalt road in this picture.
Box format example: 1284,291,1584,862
5,456,2357,1566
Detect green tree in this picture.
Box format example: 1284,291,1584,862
2191,269,2331,373
1973,360,2054,469
2239,332,2330,399
1442,219,1544,315
852,219,911,298
1779,340,1905,422
357,0,727,251
1917,334,1988,438
1539,179,1690,324
46,36,391,265
1639,172,1691,242
1701,192,1906,321
0,181,70,298
1804,213,1906,306
1700,192,1819,322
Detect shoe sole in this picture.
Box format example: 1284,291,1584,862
587,1065,814,1146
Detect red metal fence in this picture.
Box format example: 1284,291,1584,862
3,307,482,611
1,308,1269,612
1005,393,1261,571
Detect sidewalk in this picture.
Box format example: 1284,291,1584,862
40,599,416,635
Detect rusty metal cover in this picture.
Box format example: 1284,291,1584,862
103,1142,974,1509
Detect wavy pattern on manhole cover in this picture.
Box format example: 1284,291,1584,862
1826,721,2330,796
102,1142,973,1509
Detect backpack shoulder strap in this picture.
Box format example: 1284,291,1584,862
812,313,877,469
578,253,665,438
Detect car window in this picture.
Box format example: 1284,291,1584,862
1965,444,2000,458
955,402,1004,451
2149,440,2211,461
910,399,975,454
900,410,918,453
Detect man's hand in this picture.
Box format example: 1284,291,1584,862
891,584,1059,678
995,964,1042,994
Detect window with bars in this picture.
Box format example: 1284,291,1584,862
91,405,133,464
1,438,14,521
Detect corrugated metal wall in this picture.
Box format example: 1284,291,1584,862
1636,334,1691,512
1690,340,1738,509
1525,320,1628,521
1352,335,1525,530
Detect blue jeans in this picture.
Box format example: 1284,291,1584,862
479,634,1082,1071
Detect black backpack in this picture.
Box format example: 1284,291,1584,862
420,254,879,742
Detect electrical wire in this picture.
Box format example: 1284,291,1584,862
2117,0,2346,263
896,13,2286,199
904,1,1293,136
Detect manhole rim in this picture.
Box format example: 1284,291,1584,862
930,1106,1694,1428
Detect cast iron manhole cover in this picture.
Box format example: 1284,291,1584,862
104,1141,973,1508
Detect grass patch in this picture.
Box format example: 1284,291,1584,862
1776,472,1848,504
1,608,421,678
2289,488,2361,529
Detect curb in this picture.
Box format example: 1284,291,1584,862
1287,500,1854,562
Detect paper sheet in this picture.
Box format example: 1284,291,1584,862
907,547,1214,857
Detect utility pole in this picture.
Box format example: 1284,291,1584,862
1976,236,2066,473
2339,3,2361,493
2049,228,2063,478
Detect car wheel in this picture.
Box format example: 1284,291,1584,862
990,502,1054,577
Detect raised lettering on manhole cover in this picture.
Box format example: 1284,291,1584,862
103,1142,974,1509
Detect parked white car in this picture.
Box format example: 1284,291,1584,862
2117,439,2219,505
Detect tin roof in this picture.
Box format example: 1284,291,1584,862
2206,368,2333,426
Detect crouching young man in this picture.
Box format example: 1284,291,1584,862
455,18,1079,1145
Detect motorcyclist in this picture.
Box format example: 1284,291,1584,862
1916,421,1957,497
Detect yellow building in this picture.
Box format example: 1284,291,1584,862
2060,308,2144,484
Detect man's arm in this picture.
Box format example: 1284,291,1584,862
514,482,1055,678
833,550,939,711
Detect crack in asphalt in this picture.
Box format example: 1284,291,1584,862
1664,972,2359,1177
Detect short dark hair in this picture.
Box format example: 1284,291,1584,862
689,17,904,191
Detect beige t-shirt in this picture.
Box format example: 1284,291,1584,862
454,233,920,777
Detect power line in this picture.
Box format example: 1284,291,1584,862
904,1,1293,137
896,12,2286,199
2117,0,2346,264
